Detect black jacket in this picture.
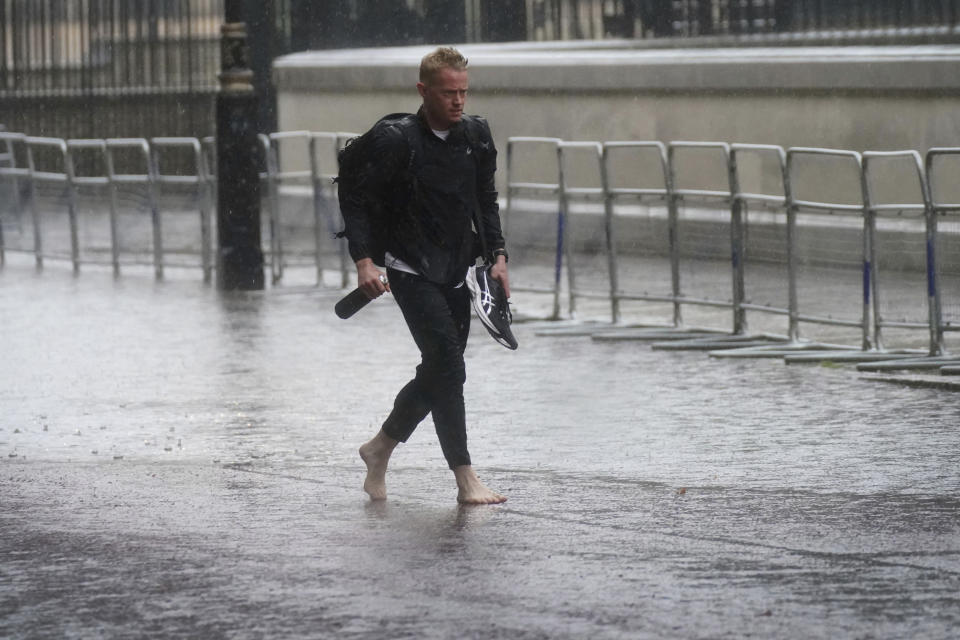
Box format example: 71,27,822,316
339,109,505,284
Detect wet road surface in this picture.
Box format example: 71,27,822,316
2,260,959,639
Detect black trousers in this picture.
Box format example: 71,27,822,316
381,268,472,469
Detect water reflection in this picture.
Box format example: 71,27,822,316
361,496,501,558
3,261,959,496
214,291,276,453
4,261,959,638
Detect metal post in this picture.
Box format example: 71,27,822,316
600,144,620,324
66,141,112,276
665,147,682,328
861,153,883,352
103,142,122,276
216,3,264,291
260,133,282,284
201,136,217,284
25,141,42,270
26,137,71,271
558,141,606,322
727,148,747,335
65,149,80,275
197,142,214,285
783,151,800,343
555,143,568,320
857,153,874,351
924,149,949,357
147,142,164,281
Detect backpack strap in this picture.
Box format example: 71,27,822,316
459,115,491,262
394,114,423,174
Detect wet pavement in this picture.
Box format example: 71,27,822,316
2,257,959,639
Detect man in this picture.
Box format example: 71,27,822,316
340,47,510,505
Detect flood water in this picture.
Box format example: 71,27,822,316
2,257,959,639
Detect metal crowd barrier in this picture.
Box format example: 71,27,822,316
667,141,736,328
0,131,29,267
309,132,350,288
638,140,792,352
66,139,112,271
201,136,217,195
786,148,871,349
26,137,73,271
0,132,212,280
1,125,957,371
259,130,357,286
862,150,933,355
504,138,956,365
858,148,960,373
261,131,304,283
714,145,871,358
602,141,676,329
106,138,162,279
772,150,937,364
557,140,609,320
503,136,564,320
729,143,792,339
151,137,213,282
925,148,960,354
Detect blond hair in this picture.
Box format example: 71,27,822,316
419,46,468,84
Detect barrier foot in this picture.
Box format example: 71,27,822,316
706,340,859,359
856,356,960,372
783,349,926,365
512,311,573,326
533,320,621,336
534,321,678,337
590,326,727,342
859,373,960,392
651,332,789,352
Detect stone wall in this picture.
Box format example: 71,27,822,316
273,40,960,174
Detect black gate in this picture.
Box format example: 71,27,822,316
0,0,222,140
2,0,958,141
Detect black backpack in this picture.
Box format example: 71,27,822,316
335,112,417,193
334,113,419,266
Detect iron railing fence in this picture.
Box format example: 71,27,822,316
287,1,960,48
514,0,960,41
6,0,960,132
4,0,959,146
2,124,959,375
0,0,222,142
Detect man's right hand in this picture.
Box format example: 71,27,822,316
357,258,390,299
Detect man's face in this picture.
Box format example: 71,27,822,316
418,67,468,131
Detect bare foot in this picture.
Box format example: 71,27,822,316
453,465,507,505
359,430,397,500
